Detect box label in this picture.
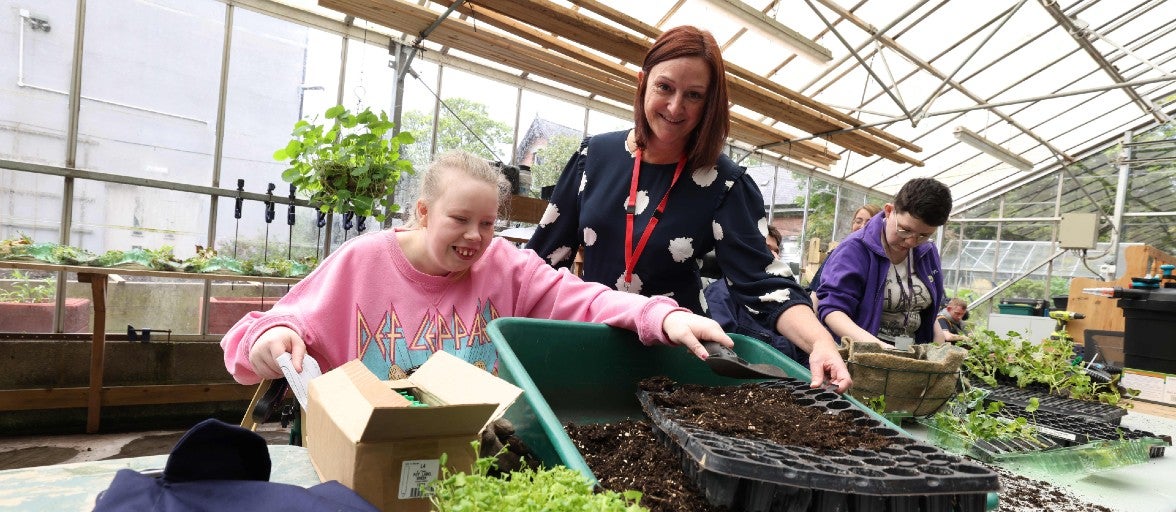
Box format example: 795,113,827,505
398,459,440,500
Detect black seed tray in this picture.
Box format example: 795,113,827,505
993,407,1171,457
639,379,999,512
977,384,1127,425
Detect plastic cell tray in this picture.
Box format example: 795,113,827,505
919,419,1057,461
640,378,1000,512
992,407,1171,458
977,384,1128,424
924,418,1162,475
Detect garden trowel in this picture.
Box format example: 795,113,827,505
701,341,789,379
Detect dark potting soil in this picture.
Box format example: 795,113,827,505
567,377,892,512
638,376,894,451
988,464,1113,512
566,377,1115,512
567,419,725,512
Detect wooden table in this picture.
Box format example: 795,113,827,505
0,261,301,433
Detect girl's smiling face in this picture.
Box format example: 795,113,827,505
414,168,499,276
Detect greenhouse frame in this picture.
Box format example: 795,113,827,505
1,2,1176,508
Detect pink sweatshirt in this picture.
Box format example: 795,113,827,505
221,229,685,384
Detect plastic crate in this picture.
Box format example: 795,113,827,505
641,379,1000,511
999,298,1048,316
996,304,1033,316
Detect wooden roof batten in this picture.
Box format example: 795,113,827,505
320,0,923,168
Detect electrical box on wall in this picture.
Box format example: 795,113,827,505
1058,212,1099,249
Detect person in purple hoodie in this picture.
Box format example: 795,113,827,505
815,178,951,348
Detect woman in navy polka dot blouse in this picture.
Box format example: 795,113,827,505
525,26,850,392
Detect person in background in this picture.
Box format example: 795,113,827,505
525,25,850,392
221,150,733,385
704,225,810,366
937,297,969,343
816,178,952,348
808,203,882,306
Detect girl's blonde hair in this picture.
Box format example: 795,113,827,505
408,150,511,228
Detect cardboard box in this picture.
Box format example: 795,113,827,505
306,351,522,511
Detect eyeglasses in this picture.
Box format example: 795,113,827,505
896,228,933,243
890,215,935,243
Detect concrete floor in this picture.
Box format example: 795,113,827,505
0,422,291,471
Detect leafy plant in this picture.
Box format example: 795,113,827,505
274,105,416,222
959,329,1135,406
428,442,648,512
864,395,887,414
0,270,55,303
930,389,1045,446
0,234,34,260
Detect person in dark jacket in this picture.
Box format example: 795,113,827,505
816,178,952,348
704,225,808,366
936,297,970,343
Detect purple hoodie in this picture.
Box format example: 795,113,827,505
815,212,946,344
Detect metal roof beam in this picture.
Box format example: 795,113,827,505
801,0,912,120
813,0,1074,164
1038,0,1170,123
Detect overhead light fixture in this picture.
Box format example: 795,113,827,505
700,0,832,62
953,126,1033,171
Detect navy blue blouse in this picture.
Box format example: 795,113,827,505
525,130,810,328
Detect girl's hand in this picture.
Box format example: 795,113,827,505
663,311,734,360
247,326,307,379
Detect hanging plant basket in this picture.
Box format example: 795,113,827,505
275,105,415,223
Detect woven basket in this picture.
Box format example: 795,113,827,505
844,339,966,417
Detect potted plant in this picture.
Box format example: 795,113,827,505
274,105,415,223
0,270,90,333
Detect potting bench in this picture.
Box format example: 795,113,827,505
0,260,300,433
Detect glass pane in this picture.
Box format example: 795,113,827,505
6,270,93,334
0,0,76,165
517,92,585,197
436,67,517,163
1,169,64,243
77,0,224,185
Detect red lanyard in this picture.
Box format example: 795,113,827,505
623,149,687,285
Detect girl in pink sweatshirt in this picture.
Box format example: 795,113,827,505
222,150,732,384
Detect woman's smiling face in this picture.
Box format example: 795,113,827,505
640,56,709,154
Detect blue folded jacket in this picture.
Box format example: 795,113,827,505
93,418,378,512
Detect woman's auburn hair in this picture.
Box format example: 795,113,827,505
633,26,730,171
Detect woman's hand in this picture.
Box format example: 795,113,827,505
807,340,853,393
247,326,307,379
662,310,734,360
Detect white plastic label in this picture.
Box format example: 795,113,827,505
275,353,321,410
893,335,914,351
398,459,440,499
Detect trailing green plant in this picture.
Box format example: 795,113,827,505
428,442,648,512
0,270,55,303
0,234,33,260
864,395,887,415
959,329,1135,406
274,105,415,223
929,389,1046,446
